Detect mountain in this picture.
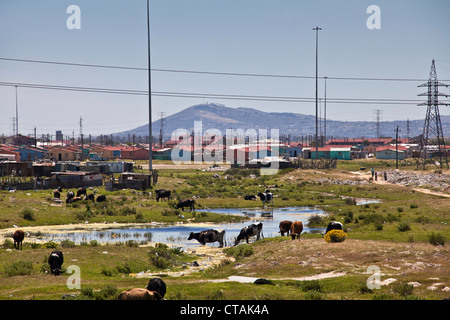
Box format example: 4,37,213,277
115,103,450,140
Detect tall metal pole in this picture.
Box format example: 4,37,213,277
313,27,322,160
147,0,153,172
15,86,18,137
324,76,327,145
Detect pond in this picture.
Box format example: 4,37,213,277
39,206,329,247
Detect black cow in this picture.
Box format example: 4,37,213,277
85,193,95,201
48,250,64,275
147,278,166,299
188,229,226,247
323,221,343,237
244,195,256,200
53,186,62,199
176,199,195,212
96,194,106,202
234,222,264,245
257,192,273,207
155,189,171,202
76,187,87,197
66,191,75,204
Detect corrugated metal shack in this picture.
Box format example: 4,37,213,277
51,171,103,188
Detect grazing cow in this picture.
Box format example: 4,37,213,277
53,187,62,199
66,191,75,203
147,278,166,299
76,187,87,197
244,195,256,200
67,196,83,204
278,220,292,237
176,199,195,212
48,250,64,275
290,221,303,240
155,189,171,202
13,230,25,250
117,288,163,300
85,193,95,201
323,221,343,237
96,194,106,202
257,191,273,207
188,229,226,248
234,222,264,245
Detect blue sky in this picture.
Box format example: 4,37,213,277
1,0,449,137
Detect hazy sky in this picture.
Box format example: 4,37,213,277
1,0,449,137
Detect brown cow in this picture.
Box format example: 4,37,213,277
290,221,303,240
278,220,292,236
13,230,25,250
117,288,163,300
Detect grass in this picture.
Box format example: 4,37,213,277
0,159,449,300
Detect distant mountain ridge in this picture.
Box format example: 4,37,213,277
115,103,450,140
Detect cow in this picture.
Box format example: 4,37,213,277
76,187,87,197
85,193,95,201
244,195,256,200
53,186,62,199
67,196,83,204
147,278,166,299
155,189,171,202
257,191,273,207
188,229,226,248
278,220,292,237
323,221,343,237
117,288,163,300
176,199,195,212
48,250,64,275
13,229,25,250
234,222,264,245
66,191,75,203
290,221,303,240
96,194,106,202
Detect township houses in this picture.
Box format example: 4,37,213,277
375,145,408,160
0,145,20,161
47,146,80,161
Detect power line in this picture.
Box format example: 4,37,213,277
2,57,449,82
0,80,435,105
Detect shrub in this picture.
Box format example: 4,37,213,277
410,203,418,209
148,243,184,269
301,280,323,292
61,240,76,248
2,260,35,277
21,208,35,221
324,229,347,243
307,214,325,227
397,222,411,232
393,283,414,297
428,232,445,246
224,244,254,260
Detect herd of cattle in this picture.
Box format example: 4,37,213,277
9,185,346,300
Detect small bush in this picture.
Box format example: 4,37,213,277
307,214,325,227
397,222,411,232
393,283,414,297
301,280,323,292
148,243,184,269
324,229,347,243
410,203,418,209
428,232,445,246
61,240,76,248
2,260,35,277
21,208,36,221
374,222,383,231
224,244,254,260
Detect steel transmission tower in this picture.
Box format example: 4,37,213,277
417,60,449,169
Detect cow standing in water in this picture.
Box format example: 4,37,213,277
234,222,264,245
188,229,226,247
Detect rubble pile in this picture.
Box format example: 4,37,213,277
386,170,450,193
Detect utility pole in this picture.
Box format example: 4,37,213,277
324,76,327,145
313,26,322,161
80,116,84,160
147,0,153,173
158,112,166,147
395,125,399,169
15,86,19,137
